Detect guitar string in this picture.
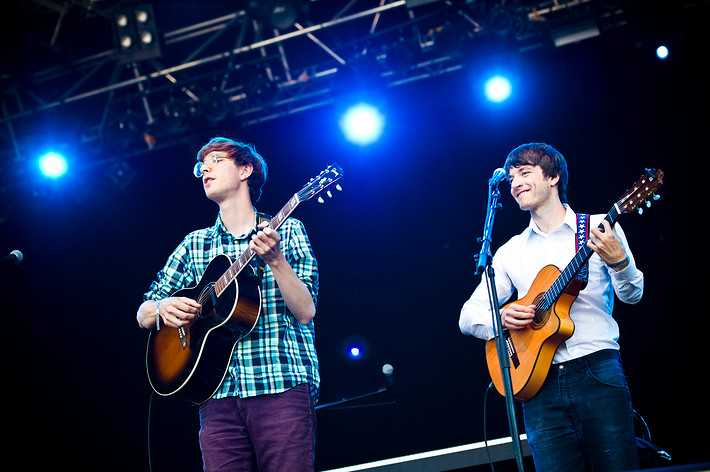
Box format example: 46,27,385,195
504,176,660,360
184,180,337,318
206,194,300,302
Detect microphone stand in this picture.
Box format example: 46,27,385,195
315,387,396,411
475,182,525,472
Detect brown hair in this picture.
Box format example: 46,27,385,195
504,142,568,204
197,137,268,202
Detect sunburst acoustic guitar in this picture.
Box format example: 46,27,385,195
146,163,343,405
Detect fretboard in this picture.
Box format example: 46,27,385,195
214,194,301,295
538,204,621,310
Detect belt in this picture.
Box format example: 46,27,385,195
553,349,620,374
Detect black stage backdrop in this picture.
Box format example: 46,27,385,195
0,2,706,471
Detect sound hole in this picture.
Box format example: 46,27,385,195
531,293,549,329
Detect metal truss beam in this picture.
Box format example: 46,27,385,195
0,0,627,192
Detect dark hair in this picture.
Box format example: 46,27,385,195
197,137,268,202
504,142,568,204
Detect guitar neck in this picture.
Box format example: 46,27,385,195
541,204,621,309
214,194,301,295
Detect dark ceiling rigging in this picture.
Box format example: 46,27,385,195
0,0,644,192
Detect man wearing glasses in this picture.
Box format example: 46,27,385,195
136,136,319,471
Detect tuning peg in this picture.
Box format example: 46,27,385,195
653,194,660,201
326,190,332,198
336,184,342,191
317,196,324,203
646,200,652,208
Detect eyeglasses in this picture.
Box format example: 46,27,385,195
193,154,231,178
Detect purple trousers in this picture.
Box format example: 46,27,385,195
198,383,316,472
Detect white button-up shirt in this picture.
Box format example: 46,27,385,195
459,205,644,363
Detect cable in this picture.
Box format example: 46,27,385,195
147,390,155,472
483,381,496,472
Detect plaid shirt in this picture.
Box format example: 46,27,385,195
143,211,320,402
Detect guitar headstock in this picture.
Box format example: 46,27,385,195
617,168,664,215
296,163,344,203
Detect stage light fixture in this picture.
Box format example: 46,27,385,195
339,102,385,146
656,45,669,60
116,13,128,28
249,0,309,30
107,161,136,189
246,75,279,107
160,98,192,131
135,9,149,24
343,335,370,361
139,30,153,45
200,90,230,123
488,6,516,37
484,75,512,103
119,35,132,49
348,345,363,359
112,4,161,62
38,152,68,179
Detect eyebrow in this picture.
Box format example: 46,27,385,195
509,164,533,173
201,152,229,161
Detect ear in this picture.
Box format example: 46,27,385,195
547,173,560,188
240,163,254,181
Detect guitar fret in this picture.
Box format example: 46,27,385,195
212,196,302,297
201,168,341,299
538,205,625,312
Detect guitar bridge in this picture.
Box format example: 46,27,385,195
504,331,520,368
178,327,188,349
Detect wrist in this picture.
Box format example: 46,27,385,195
156,300,162,330
607,255,629,270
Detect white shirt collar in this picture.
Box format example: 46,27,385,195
524,204,577,239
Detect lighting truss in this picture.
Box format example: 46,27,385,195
0,0,626,192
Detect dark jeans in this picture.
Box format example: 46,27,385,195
198,383,316,472
522,349,639,472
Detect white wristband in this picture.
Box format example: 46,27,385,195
156,300,161,331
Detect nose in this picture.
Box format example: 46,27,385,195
201,162,214,175
509,174,520,189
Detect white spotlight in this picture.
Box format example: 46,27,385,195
38,152,68,179
339,102,385,146
484,75,512,103
656,45,669,60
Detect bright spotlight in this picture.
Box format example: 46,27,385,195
656,45,669,60
38,152,68,179
348,345,362,359
484,75,512,103
339,102,385,146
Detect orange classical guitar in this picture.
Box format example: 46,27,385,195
146,163,343,405
486,168,664,401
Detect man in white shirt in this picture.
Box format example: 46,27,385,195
460,143,643,471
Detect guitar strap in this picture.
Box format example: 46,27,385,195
575,213,590,289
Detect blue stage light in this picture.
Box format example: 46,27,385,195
38,152,68,179
656,45,669,60
339,102,385,146
484,75,512,103
348,345,362,359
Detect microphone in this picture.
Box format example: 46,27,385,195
0,250,23,267
488,168,507,188
382,363,395,390
476,169,505,275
